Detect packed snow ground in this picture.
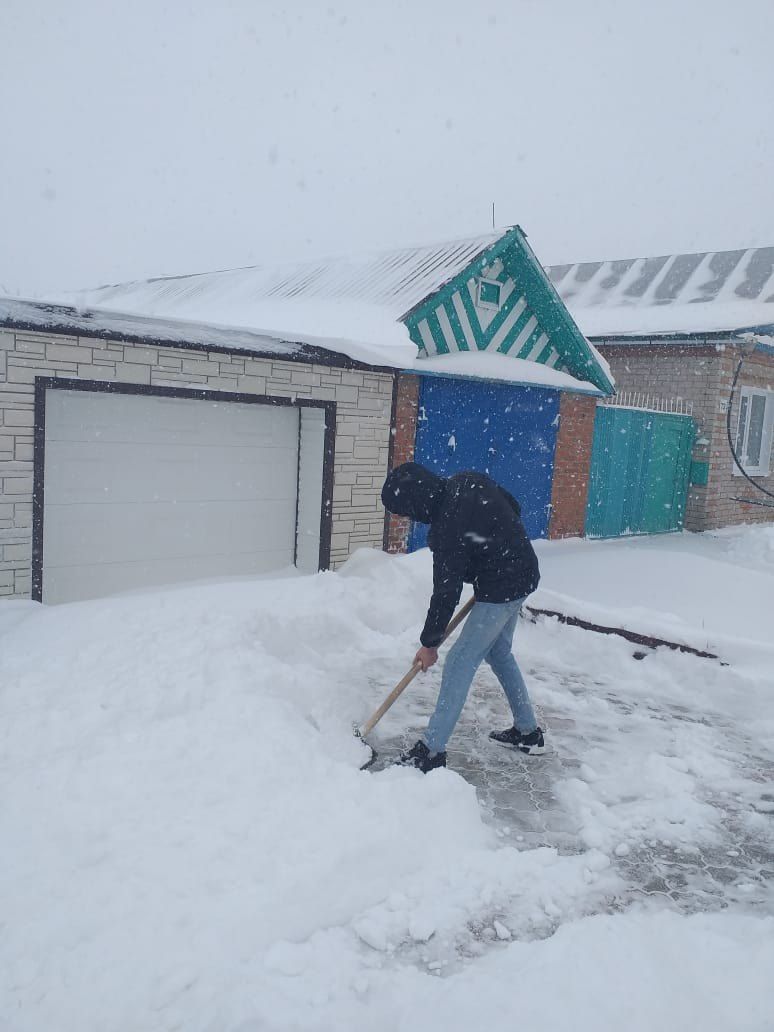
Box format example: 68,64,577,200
533,527,774,663
1,528,773,1031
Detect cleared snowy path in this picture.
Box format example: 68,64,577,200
368,608,774,918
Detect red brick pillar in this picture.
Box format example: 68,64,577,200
548,394,597,539
383,372,420,553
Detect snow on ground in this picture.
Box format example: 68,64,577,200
533,525,774,666
1,530,773,1031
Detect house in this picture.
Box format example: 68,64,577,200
77,225,614,549
0,227,611,604
549,247,774,532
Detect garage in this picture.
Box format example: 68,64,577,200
409,376,560,549
36,383,331,604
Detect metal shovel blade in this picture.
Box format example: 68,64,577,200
353,723,378,770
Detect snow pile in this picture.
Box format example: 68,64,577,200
710,522,774,573
1,544,773,1030
0,553,610,1030
532,527,774,664
364,911,774,1031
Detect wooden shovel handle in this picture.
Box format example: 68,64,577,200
358,596,475,738
438,595,476,641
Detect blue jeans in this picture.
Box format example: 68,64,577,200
424,598,537,755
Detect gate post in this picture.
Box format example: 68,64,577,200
383,372,420,554
548,394,597,539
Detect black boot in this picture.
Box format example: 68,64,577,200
489,725,545,755
397,739,447,773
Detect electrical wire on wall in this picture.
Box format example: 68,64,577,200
726,354,774,508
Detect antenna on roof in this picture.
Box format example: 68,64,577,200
492,202,496,230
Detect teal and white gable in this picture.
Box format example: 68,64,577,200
402,226,614,395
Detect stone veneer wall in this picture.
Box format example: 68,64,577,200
0,328,395,599
597,342,774,531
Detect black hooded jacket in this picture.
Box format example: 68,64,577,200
381,463,540,647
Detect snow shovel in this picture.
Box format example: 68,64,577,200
354,596,475,769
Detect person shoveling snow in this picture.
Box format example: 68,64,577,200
380,462,545,772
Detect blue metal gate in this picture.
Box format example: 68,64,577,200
409,377,559,549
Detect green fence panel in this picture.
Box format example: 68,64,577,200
641,415,695,533
586,407,696,538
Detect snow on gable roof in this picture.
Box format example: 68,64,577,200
548,247,774,338
64,232,512,371
75,231,504,330
0,295,401,369
62,227,611,393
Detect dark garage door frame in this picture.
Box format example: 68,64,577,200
31,377,336,603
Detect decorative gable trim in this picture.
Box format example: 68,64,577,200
402,227,615,395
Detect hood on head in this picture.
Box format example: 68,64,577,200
381,462,446,524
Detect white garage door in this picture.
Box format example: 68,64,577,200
42,389,320,604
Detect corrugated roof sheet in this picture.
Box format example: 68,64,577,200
79,231,505,322
548,247,774,337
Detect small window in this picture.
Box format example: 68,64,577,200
734,388,773,477
477,278,502,309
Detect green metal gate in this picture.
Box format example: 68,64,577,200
586,406,696,538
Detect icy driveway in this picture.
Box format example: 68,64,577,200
368,605,774,918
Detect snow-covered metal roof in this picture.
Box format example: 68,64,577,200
0,296,382,367
0,295,604,393
78,232,504,323
548,247,774,338
58,226,612,392
60,232,509,370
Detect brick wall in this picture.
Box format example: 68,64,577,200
703,350,774,528
0,328,395,599
548,393,597,538
383,372,420,553
597,341,774,530
599,342,719,530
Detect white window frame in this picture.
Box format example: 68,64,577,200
733,387,774,477
476,277,502,310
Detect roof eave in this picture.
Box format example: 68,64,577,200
401,365,605,397
0,298,396,374
589,322,774,345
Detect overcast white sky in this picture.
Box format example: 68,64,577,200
2,0,773,298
